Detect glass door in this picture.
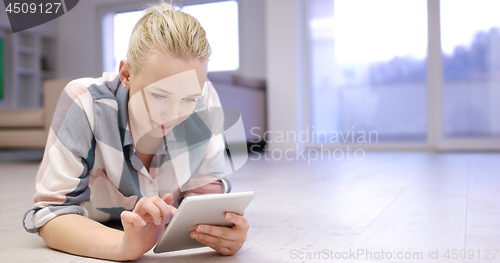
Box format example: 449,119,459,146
437,0,500,149
307,0,428,145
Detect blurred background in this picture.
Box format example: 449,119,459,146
0,0,499,158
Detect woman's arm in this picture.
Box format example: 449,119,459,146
39,194,177,261
39,214,127,261
183,176,225,196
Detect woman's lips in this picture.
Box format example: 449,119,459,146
153,121,172,130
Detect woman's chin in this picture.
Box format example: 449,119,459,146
147,126,173,138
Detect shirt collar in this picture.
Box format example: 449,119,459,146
116,81,134,148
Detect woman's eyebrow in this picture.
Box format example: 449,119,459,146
152,86,201,97
186,93,202,97
152,86,173,95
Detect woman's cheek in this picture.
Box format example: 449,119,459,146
148,100,169,123
129,97,151,129
178,110,192,123
183,104,197,117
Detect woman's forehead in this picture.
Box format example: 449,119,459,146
139,54,207,87
143,69,203,97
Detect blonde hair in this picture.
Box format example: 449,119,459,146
126,1,211,75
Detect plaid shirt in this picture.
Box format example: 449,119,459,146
23,72,231,234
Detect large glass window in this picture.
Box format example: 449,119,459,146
182,1,239,72
308,0,428,143
103,1,239,73
440,0,500,138
111,10,143,73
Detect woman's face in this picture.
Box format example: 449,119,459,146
119,53,208,152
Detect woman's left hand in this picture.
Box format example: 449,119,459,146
190,212,249,255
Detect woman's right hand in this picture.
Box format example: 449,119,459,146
118,193,177,260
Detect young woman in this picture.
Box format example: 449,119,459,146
22,2,249,261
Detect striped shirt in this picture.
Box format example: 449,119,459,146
23,72,231,234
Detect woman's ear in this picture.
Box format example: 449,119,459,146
119,59,131,90
121,79,130,90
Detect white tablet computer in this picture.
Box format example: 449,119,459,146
153,191,256,253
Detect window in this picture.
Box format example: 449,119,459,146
109,10,144,73
308,0,428,143
103,1,239,73
306,0,500,149
441,0,500,138
182,1,239,72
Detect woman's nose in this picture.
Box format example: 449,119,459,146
160,103,182,124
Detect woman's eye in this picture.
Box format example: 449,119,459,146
184,98,197,103
152,93,167,99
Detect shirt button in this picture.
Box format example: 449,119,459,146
149,180,154,185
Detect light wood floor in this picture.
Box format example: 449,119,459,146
1,152,499,262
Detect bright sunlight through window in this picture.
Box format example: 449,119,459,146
104,1,239,73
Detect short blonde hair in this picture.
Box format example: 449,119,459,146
126,1,211,74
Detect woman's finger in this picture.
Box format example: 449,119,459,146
190,231,241,256
193,224,239,241
225,212,249,231
121,210,147,227
133,197,162,225
170,206,177,217
162,193,174,205
190,231,233,249
150,195,174,225
215,246,235,256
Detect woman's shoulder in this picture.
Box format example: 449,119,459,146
62,72,120,102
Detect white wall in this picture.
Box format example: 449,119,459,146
237,0,266,79
55,0,266,80
0,7,11,29
265,0,306,152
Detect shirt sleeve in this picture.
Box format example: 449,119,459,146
180,80,232,193
22,81,96,234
